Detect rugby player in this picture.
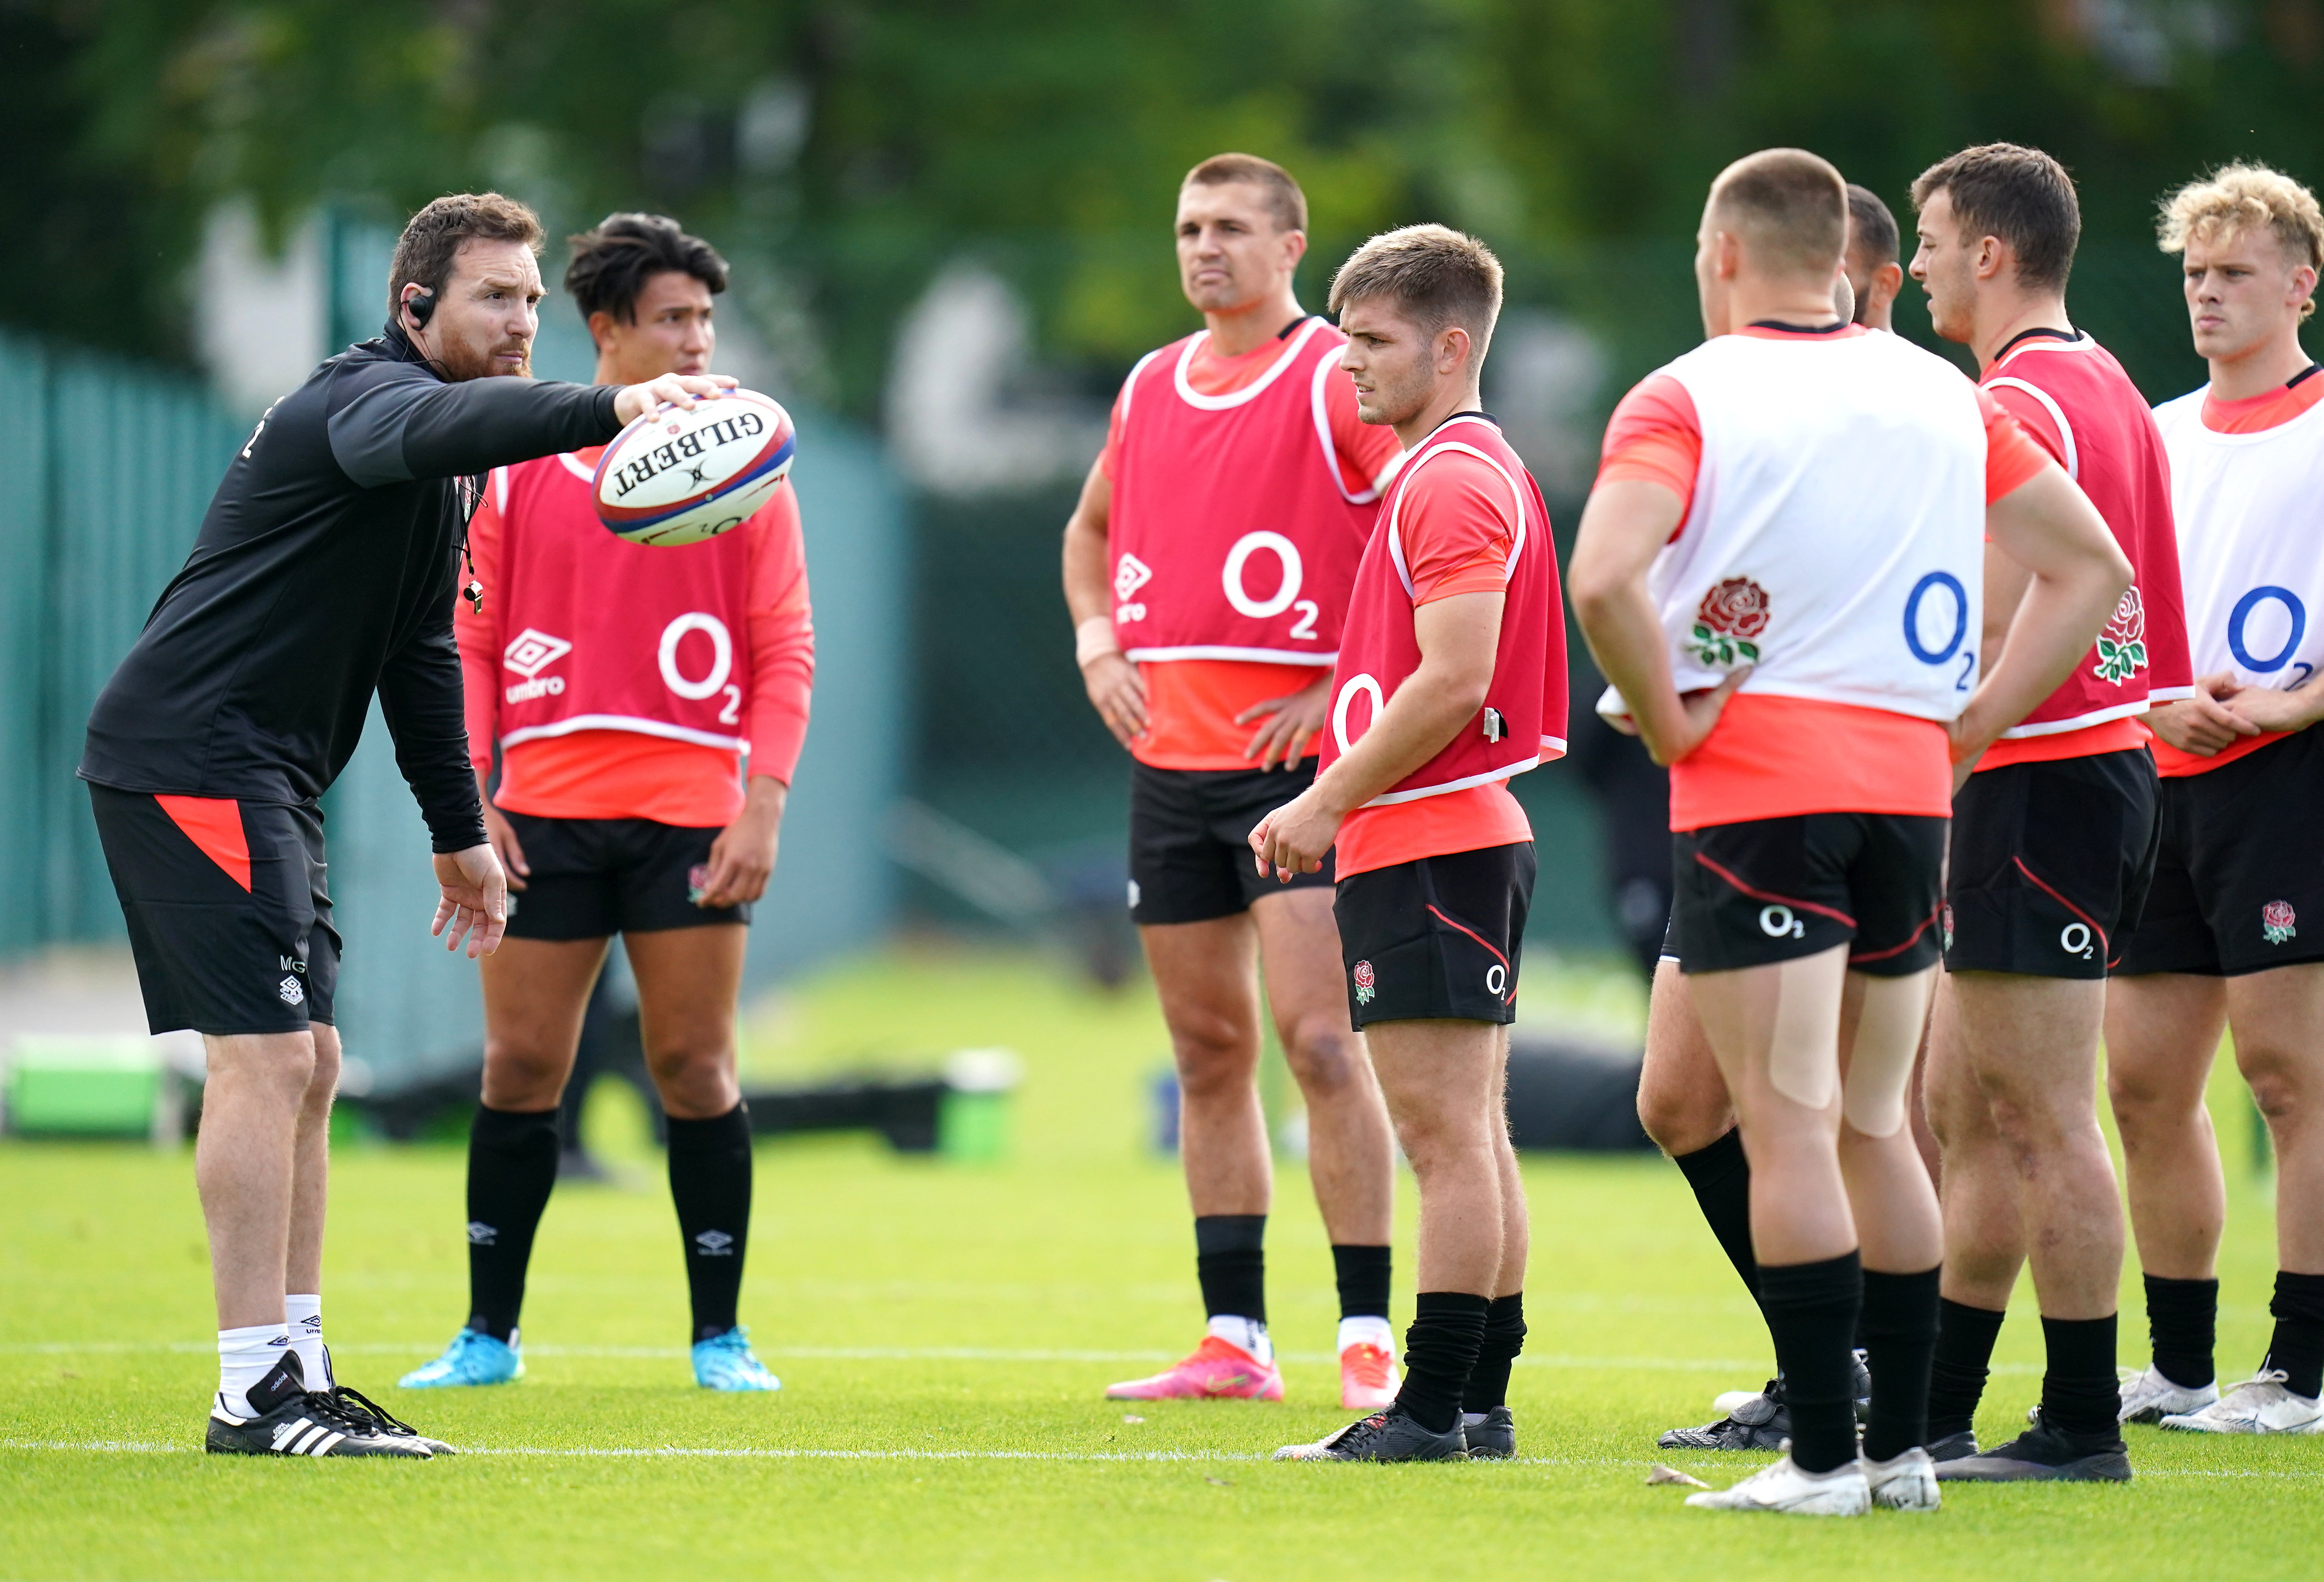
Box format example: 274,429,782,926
79,193,728,1456
1642,182,1909,1455
2105,164,2324,1435
1907,144,2193,1484
1063,155,1403,1409
1262,223,1565,1462
399,214,811,1394
1573,148,2128,1515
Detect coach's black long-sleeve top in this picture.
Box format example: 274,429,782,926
81,323,625,852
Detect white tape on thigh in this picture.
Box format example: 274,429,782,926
1843,971,1933,1138
1765,955,1843,1110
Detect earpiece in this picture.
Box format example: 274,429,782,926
405,288,437,329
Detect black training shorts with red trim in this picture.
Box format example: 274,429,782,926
1129,758,1332,926
500,810,749,940
1670,813,1946,978
86,782,340,1035
1332,842,1535,1027
2115,728,2324,977
1942,747,2158,979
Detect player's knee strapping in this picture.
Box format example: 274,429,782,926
1842,971,1933,1138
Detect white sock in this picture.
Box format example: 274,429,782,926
1206,1314,1273,1364
285,1295,330,1390
217,1324,292,1418
1337,1315,1395,1354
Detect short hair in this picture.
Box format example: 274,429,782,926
1707,149,1848,277
1327,223,1504,362
565,212,730,325
1911,142,2080,292
386,192,544,320
1182,153,1307,234
2158,164,2324,319
1845,183,1900,268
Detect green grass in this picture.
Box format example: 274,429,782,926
0,944,2312,1580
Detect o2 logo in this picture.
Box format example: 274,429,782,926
1903,571,1975,692
2228,586,2309,683
1485,963,1508,997
660,612,742,725
2059,922,2095,961
1759,905,1806,940
1223,531,1321,639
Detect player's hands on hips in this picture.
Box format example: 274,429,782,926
1642,667,1751,767
2148,673,2265,756
613,372,737,425
1082,651,1149,748
1235,674,1331,770
1249,787,1343,882
432,843,508,958
698,776,786,908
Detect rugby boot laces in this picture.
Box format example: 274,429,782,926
398,1327,523,1389
207,1353,430,1459
322,1378,456,1455
2158,1368,2324,1434
1661,1376,1791,1451
1683,1453,1871,1516
1105,1334,1284,1402
692,1326,782,1392
1463,1405,1516,1460
1860,1446,1940,1511
1339,1341,1399,1412
1934,1412,2132,1482
1272,1406,1469,1462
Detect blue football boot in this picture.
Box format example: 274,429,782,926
398,1327,524,1389
692,1326,781,1392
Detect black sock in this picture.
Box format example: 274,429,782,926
464,1105,562,1341
1757,1252,1863,1474
1462,1294,1526,1413
2143,1274,2218,1390
1926,1298,2006,1441
666,1104,753,1342
2039,1313,2119,1438
1393,1292,1488,1433
2264,1270,2324,1399
1194,1215,1267,1324
1331,1244,1391,1321
1672,1128,1759,1310
1859,1266,1940,1461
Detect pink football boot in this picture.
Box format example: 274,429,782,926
1339,1341,1399,1412
1105,1335,1284,1401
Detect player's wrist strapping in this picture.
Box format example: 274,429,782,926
1074,616,1121,669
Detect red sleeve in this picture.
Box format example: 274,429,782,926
1977,388,2051,503
1596,374,1702,517
1981,380,2070,471
455,474,505,775
742,483,815,785
1322,362,1405,495
1399,452,1520,605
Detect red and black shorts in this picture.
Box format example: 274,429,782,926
2115,729,2324,977
1332,842,1535,1027
1942,747,2158,979
1670,813,1946,978
1129,759,1332,926
86,782,339,1036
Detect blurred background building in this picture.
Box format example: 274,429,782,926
3,0,2318,1089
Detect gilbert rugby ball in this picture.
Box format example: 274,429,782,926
593,390,795,546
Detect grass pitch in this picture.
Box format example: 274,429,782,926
1,944,2313,1580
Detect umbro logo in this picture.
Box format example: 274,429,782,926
503,628,573,680
276,975,306,1006
467,1222,498,1246
1113,553,1153,603
694,1229,736,1257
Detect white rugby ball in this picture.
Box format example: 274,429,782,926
592,390,795,546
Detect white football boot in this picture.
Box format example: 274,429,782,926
2117,1364,2218,1425
2158,1369,2324,1434
1860,1446,1940,1511
1684,1453,1871,1516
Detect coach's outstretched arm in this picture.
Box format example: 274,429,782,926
1950,460,2132,765
327,369,734,486
1567,478,1752,767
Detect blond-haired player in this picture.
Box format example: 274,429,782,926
2105,164,2324,1435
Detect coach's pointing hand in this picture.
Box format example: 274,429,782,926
613,372,738,425
432,843,509,959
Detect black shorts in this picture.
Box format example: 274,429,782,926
87,783,340,1036
1943,748,2158,978
2116,729,2324,977
1671,813,1946,978
1333,843,1535,1027
1128,759,1330,926
501,811,749,940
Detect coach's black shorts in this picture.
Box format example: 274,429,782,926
1333,843,1535,1027
1943,748,2158,979
87,783,339,1036
1672,813,1946,978
1128,759,1331,926
501,810,749,940
2116,730,2324,977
